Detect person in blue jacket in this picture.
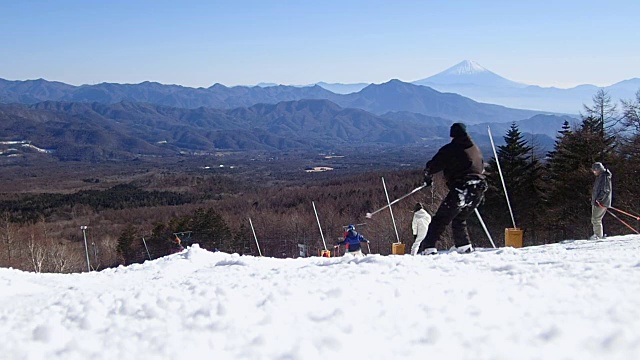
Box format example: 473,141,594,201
335,224,369,256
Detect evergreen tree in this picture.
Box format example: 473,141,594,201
234,222,253,255
545,95,618,240
545,123,586,240
145,223,178,258
184,208,233,252
545,120,571,161
613,89,640,225
116,225,140,265
484,123,544,244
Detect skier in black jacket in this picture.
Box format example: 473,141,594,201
417,123,487,255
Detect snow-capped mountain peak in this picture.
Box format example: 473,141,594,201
444,60,489,75
413,59,526,88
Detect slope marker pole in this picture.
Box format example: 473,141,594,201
142,236,152,260
312,201,329,253
249,217,263,256
488,126,517,229
382,177,401,244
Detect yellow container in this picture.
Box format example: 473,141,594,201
391,243,405,255
320,249,331,257
505,228,523,248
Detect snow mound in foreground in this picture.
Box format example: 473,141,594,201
1,236,639,360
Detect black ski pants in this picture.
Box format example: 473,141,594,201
418,179,487,251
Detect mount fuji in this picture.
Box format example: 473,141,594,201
307,61,526,95
411,60,640,113
315,60,638,113
413,60,527,88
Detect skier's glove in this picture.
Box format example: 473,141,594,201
423,173,433,187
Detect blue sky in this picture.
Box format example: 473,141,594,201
1,0,638,88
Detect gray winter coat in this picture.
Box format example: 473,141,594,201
592,169,612,207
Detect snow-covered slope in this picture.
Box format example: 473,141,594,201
1,237,640,360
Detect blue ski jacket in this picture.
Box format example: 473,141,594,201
336,229,369,252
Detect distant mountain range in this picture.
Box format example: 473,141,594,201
256,81,368,94
0,99,572,161
0,100,440,160
1,67,588,161
4,60,637,115
266,60,640,113
0,78,337,110
412,60,640,113
334,80,549,123
0,77,557,124
308,82,371,95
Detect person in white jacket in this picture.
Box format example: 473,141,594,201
411,202,431,255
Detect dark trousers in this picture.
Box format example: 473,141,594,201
418,179,487,251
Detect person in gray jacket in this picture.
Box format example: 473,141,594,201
591,162,612,240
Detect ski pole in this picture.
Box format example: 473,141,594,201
342,223,367,228
474,209,496,248
606,209,640,234
366,184,427,218
607,206,640,221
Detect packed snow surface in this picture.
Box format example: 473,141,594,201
1,236,640,360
